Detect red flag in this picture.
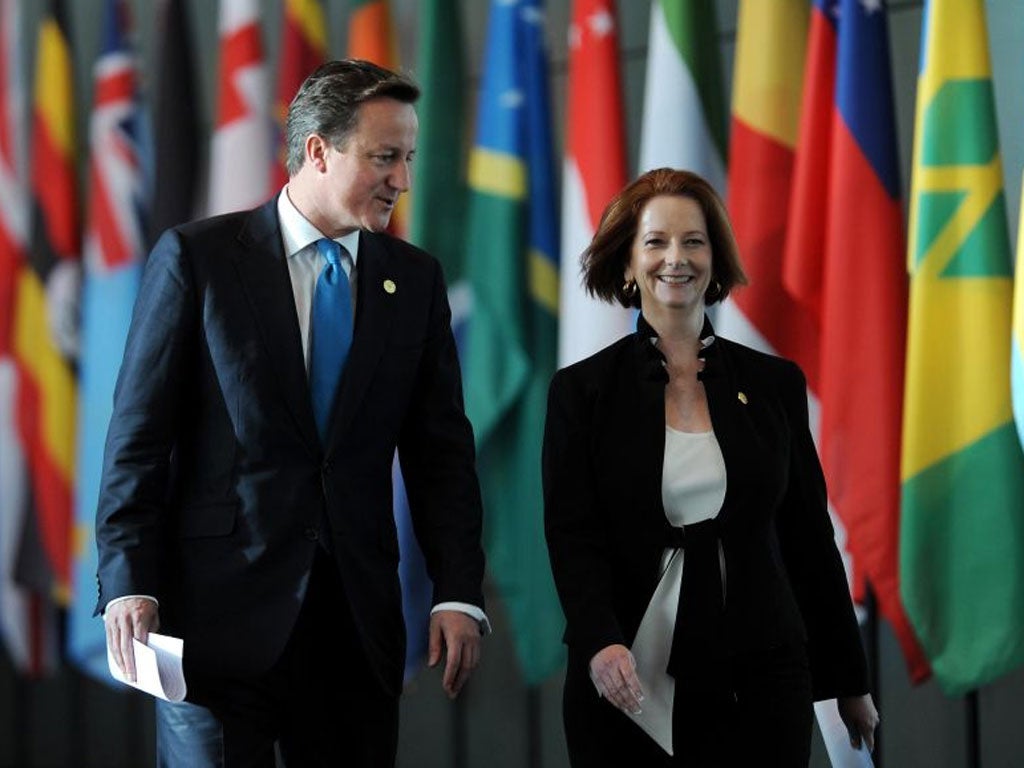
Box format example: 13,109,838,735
718,0,819,389
784,0,929,682
272,0,326,190
209,0,271,215
558,0,631,366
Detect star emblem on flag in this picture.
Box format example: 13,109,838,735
500,88,524,109
587,8,614,38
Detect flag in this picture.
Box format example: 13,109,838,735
0,0,57,676
463,0,564,685
347,0,397,65
349,0,419,680
208,0,271,215
1015,175,1024,449
409,0,467,291
400,0,470,679
271,0,326,191
783,0,929,683
637,0,727,192
557,0,630,367
901,0,1024,694
346,0,409,237
13,0,79,607
149,0,200,239
67,0,151,682
717,0,817,383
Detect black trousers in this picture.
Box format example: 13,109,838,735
164,547,399,768
562,644,813,768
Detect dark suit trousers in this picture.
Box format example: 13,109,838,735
562,644,813,767
158,547,398,768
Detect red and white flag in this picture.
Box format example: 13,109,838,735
558,0,631,366
209,0,271,215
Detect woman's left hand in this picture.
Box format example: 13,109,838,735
837,693,879,752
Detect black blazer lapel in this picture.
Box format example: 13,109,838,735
701,339,749,526
625,334,675,537
233,199,320,453
325,232,399,450
700,331,784,527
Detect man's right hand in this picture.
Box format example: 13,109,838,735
104,597,160,682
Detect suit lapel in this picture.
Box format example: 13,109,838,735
233,199,320,452
701,337,756,524
622,335,674,535
325,232,399,450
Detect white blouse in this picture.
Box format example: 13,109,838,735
625,427,727,755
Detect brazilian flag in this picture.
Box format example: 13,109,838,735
463,0,565,685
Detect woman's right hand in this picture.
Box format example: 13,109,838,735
589,644,644,715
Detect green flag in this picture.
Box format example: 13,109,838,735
901,0,1024,694
409,0,466,287
638,0,727,185
463,0,565,684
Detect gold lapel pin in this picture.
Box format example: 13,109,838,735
383,279,396,294
737,392,748,405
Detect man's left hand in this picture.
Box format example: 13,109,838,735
837,693,880,752
428,610,481,699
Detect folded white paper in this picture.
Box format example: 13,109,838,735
107,632,187,702
815,699,875,768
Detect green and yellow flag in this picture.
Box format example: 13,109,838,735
901,0,1024,694
463,0,564,684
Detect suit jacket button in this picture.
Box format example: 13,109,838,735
304,527,318,541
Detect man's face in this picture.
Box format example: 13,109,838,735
320,98,418,234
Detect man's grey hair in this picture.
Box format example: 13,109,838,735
285,59,420,176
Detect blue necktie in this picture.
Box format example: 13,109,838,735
308,238,353,441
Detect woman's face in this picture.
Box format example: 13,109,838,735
626,195,712,314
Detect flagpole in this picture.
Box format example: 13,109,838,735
527,685,541,767
453,687,468,768
69,651,85,760
13,672,28,765
865,587,883,766
966,691,980,768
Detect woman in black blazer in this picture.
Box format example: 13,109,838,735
543,169,878,766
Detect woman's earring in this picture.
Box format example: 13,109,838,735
706,279,723,301
623,279,637,297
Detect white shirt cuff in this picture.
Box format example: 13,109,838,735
431,602,491,635
103,594,159,617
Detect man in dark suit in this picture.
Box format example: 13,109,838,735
97,60,487,767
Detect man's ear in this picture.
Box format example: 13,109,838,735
305,133,328,173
